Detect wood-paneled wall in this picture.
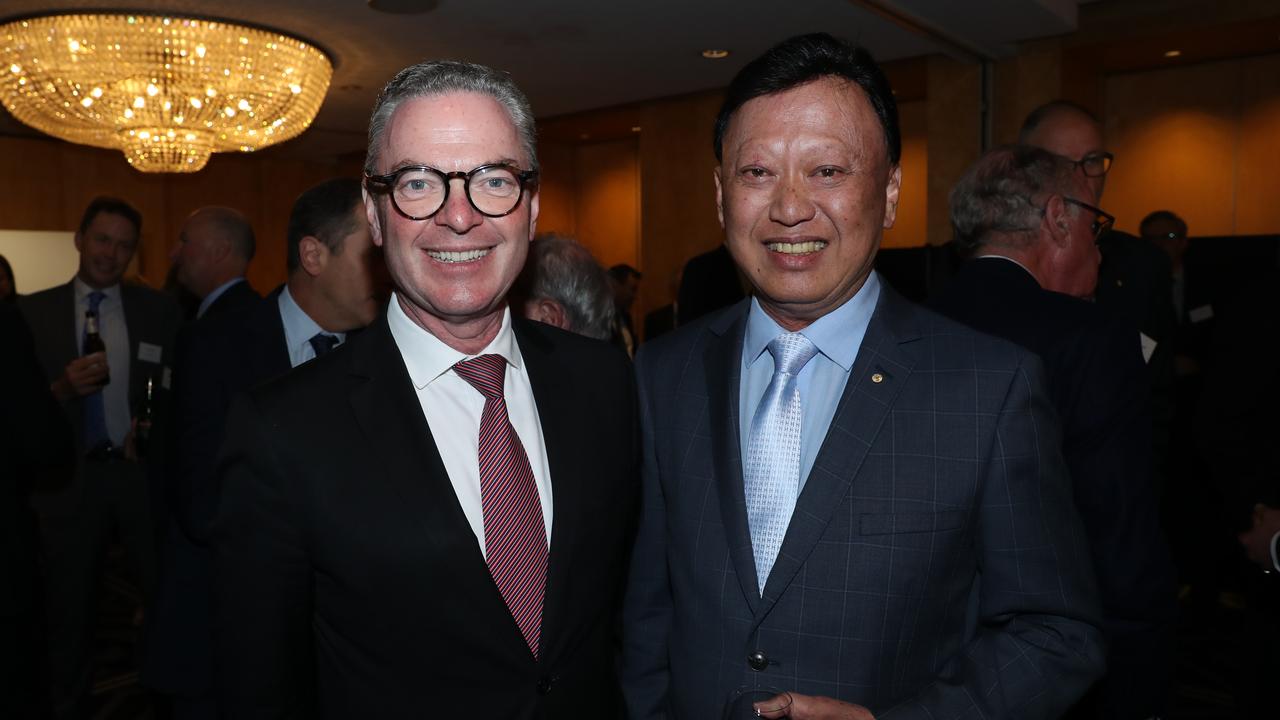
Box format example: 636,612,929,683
0,135,360,293
1104,53,1280,236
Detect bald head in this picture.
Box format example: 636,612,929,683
173,206,255,298
1019,101,1108,202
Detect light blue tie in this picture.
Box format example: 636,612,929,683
82,291,109,451
744,332,819,594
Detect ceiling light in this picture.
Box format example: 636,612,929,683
1164,50,1182,58
701,49,730,59
0,13,332,173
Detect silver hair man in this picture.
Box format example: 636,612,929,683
950,144,1081,253
517,234,616,341
364,59,538,176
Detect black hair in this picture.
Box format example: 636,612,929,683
286,178,364,273
713,33,901,166
77,196,142,238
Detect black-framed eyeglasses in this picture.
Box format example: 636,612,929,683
1062,197,1115,241
1071,151,1113,178
364,163,539,220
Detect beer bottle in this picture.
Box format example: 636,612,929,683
83,310,109,384
135,377,154,457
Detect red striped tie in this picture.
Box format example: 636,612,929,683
453,354,548,658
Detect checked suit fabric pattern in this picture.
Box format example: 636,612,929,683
453,354,548,658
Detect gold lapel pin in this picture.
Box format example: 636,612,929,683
871,372,884,384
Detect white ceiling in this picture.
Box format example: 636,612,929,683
0,0,1085,161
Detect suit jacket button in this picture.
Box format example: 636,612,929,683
536,675,554,695
747,650,768,671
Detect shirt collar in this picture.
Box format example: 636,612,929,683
73,276,122,306
197,277,245,318
386,295,522,391
744,270,880,373
279,284,344,353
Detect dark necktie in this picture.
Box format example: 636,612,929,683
308,332,339,358
82,291,109,451
453,354,548,657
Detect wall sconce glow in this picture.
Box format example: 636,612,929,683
0,12,332,173
1164,50,1182,58
701,49,731,59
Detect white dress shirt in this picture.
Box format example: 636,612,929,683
278,285,345,368
386,297,554,557
73,277,131,446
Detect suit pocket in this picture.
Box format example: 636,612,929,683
859,510,965,535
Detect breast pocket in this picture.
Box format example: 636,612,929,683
859,510,966,536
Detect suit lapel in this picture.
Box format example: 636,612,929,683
346,315,536,660
757,287,922,612
513,319,581,665
705,304,763,615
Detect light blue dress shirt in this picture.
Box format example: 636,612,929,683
738,271,880,491
278,285,345,368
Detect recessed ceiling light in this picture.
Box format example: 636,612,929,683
701,49,730,59
1164,49,1182,58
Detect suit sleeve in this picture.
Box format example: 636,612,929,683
620,350,673,719
882,353,1106,719
211,393,315,719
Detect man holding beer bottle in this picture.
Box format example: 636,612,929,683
19,196,182,720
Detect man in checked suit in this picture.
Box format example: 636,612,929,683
20,196,182,719
621,34,1104,719
210,61,637,717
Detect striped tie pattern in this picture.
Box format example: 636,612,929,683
453,354,548,657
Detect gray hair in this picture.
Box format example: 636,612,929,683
518,234,616,341
950,144,1081,253
365,60,538,175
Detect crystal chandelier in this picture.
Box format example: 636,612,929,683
0,13,333,173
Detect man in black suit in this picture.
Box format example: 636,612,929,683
169,206,261,320
144,177,383,718
19,196,183,719
1,302,73,719
931,145,1177,719
677,243,745,325
210,61,638,717
623,36,1102,720
1019,101,1178,496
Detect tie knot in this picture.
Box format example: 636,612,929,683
87,291,105,313
767,332,818,377
454,354,508,400
308,333,340,358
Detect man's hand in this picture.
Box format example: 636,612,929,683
51,352,109,401
1238,504,1280,570
756,692,875,720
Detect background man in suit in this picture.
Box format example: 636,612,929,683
20,196,182,719
144,178,382,718
931,145,1178,719
169,206,260,320
622,34,1104,720
1019,101,1177,497
514,233,616,341
211,61,637,717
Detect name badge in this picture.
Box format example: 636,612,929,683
1139,332,1157,364
138,341,163,364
